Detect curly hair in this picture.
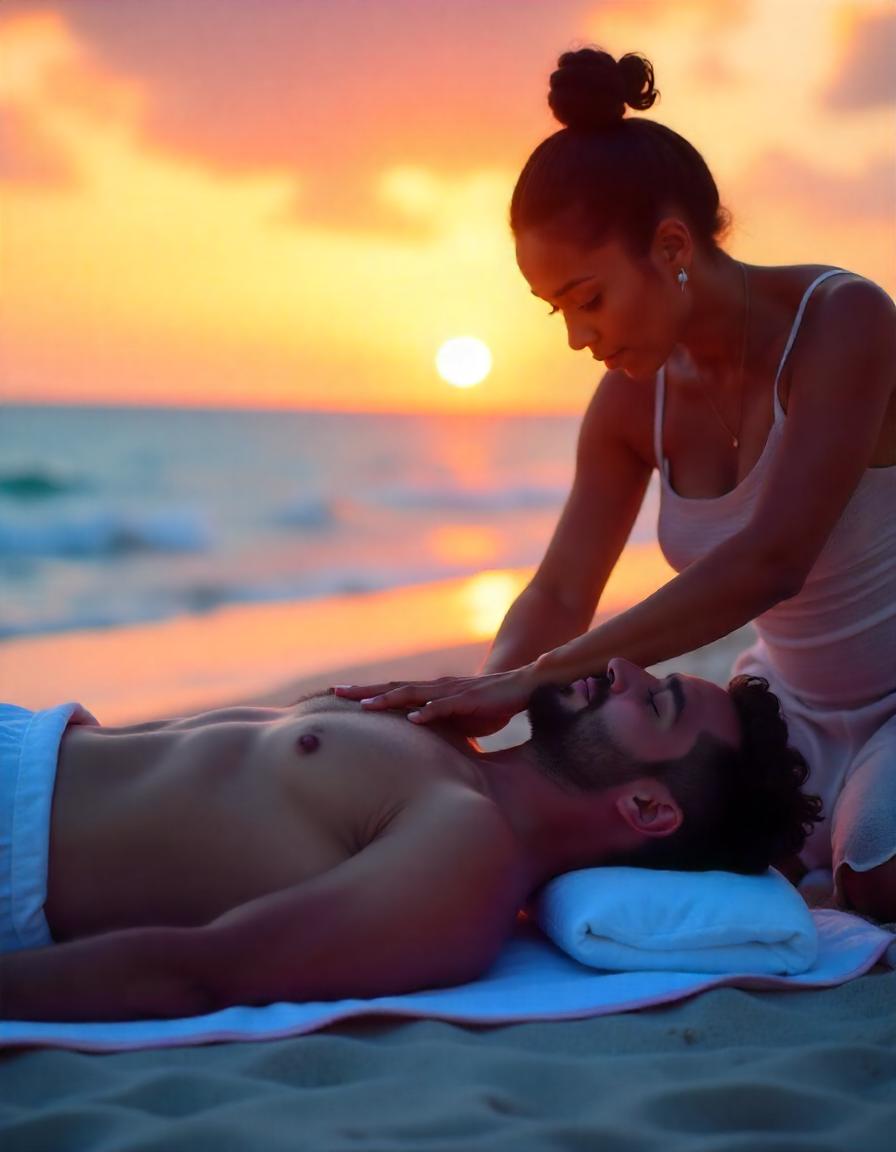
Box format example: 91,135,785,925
510,47,732,257
612,675,823,874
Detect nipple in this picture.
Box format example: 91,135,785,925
297,732,320,754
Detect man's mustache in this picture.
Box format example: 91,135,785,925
527,673,613,728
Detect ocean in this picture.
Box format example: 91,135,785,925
0,404,661,641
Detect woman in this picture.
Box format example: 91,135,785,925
336,49,896,917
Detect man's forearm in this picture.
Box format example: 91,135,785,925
0,927,209,1022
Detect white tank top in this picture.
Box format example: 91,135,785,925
655,269,896,709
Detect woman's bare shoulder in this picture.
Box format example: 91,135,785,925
759,261,885,304
752,263,890,397
774,263,895,462
774,262,894,357
578,367,657,470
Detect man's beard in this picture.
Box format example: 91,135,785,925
527,676,638,791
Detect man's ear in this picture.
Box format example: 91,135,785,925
615,779,683,839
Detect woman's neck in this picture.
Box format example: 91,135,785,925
677,252,751,385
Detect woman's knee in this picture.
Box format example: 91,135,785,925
840,858,896,921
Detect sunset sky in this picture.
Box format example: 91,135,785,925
2,0,894,413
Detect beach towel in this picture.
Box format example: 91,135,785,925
1,909,891,1053
534,867,819,975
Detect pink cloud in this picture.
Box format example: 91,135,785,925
6,0,602,229
690,53,745,88
821,8,896,112
737,147,895,225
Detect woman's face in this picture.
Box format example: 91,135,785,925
515,228,681,379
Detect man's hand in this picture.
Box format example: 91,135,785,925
0,927,208,1022
332,665,541,732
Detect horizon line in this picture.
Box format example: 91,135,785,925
1,397,583,419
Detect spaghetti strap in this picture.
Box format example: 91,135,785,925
772,269,852,419
653,364,667,474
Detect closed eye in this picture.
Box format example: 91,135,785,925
547,294,602,318
648,690,660,717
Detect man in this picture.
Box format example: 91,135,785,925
0,658,819,1022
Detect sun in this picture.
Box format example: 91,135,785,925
435,336,492,388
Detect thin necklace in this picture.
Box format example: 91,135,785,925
700,260,750,449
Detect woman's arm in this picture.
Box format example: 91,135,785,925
332,375,653,728
479,583,592,674
537,276,896,683
339,279,894,726
347,520,785,730
482,373,652,674
535,522,787,682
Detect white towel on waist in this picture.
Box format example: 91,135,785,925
534,867,818,975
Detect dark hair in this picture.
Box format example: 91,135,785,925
612,675,823,874
510,47,732,257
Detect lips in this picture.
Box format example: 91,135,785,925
572,678,590,702
573,676,604,705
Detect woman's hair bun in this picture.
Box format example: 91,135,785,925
548,48,658,131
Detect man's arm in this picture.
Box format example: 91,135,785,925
1,791,524,1022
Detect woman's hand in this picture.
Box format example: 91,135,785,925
332,665,541,734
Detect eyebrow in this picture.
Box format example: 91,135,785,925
666,675,686,722
530,275,596,301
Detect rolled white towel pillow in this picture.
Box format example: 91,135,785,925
534,867,818,975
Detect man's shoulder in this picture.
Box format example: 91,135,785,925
368,785,531,949
387,783,524,879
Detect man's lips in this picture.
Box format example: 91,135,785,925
572,676,603,703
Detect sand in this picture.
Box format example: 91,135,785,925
3,581,896,1149
2,971,895,1149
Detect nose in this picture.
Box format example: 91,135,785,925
606,656,658,695
564,313,597,352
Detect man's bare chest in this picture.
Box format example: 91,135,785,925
47,700,482,937
240,699,483,844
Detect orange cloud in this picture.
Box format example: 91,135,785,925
822,5,896,112
3,0,893,411
0,4,141,188
591,0,751,34
0,101,77,185
6,0,594,231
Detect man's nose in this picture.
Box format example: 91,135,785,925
606,657,658,694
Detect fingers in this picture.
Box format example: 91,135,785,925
406,700,442,723
407,693,474,725
332,678,475,709
331,683,396,700
359,685,436,710
330,684,434,709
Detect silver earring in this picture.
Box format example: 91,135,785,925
677,267,689,292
